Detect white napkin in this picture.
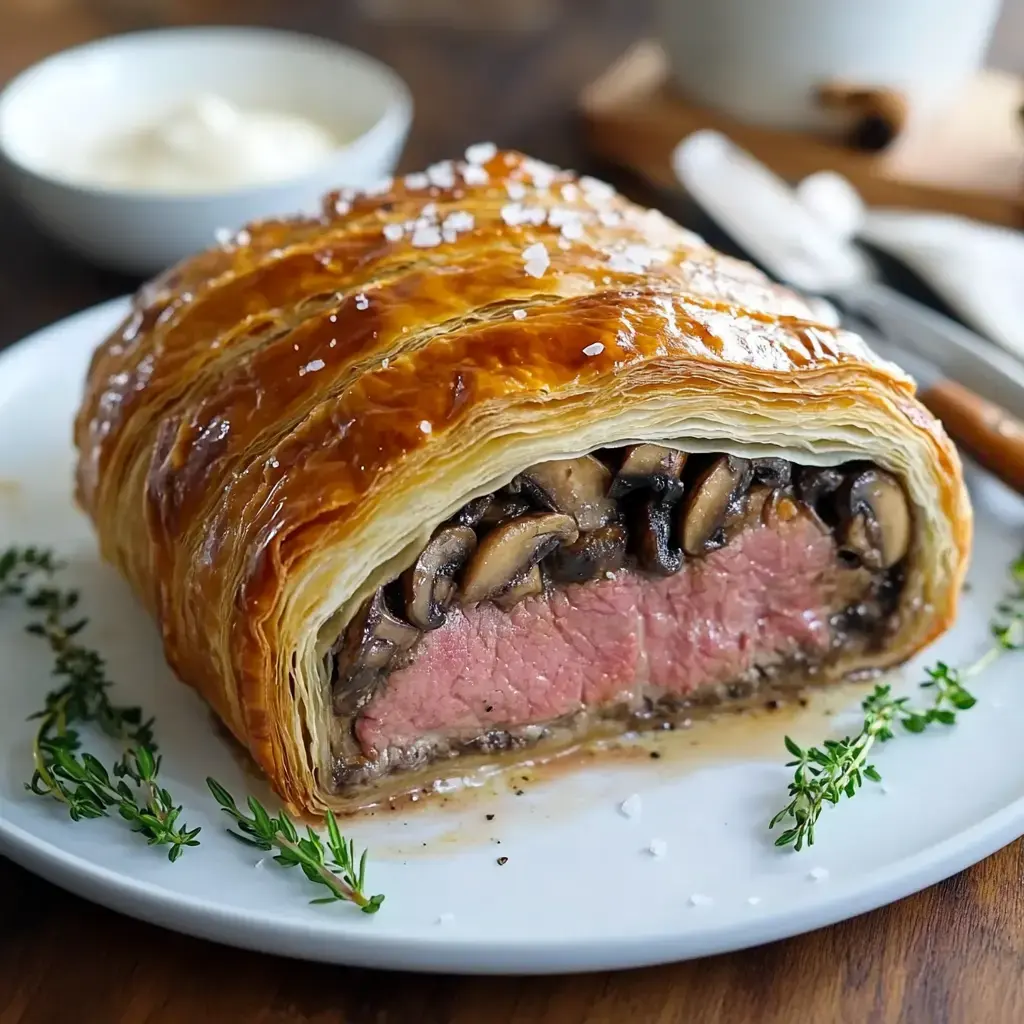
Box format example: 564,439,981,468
796,172,1024,362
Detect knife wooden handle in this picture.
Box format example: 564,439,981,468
920,379,1024,496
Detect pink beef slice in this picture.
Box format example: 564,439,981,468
355,516,837,756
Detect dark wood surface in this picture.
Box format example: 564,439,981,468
1,3,1022,1022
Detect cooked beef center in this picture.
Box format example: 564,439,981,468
328,448,910,785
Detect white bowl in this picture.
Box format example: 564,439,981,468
0,27,412,274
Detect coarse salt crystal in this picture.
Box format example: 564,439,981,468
364,176,393,197
354,293,369,310
619,793,642,819
582,342,604,357
522,157,557,189
604,571,615,579
462,164,489,186
598,211,621,227
420,202,438,219
329,339,337,348
214,226,232,245
299,359,325,376
558,238,572,250
560,183,580,202
334,199,352,216
688,893,714,907
404,172,430,190
747,896,762,906
235,229,251,246
383,223,405,242
647,839,668,858
522,242,550,278
381,357,390,369
512,309,527,321
419,420,432,434
465,141,497,165
579,175,615,200
561,220,584,241
501,203,524,226
808,867,830,882
435,912,456,925
443,210,475,234
329,314,337,323
411,224,442,248
426,161,456,188
506,181,527,200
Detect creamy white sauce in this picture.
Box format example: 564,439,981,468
66,94,340,192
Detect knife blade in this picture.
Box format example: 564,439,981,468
671,130,1024,495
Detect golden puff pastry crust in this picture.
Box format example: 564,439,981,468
74,149,971,815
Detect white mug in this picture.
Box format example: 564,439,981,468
656,0,1004,131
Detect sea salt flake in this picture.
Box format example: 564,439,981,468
688,893,714,907
808,867,830,882
465,141,497,165
522,242,550,278
579,175,615,201
419,420,433,434
647,839,668,858
426,161,456,188
354,293,369,310
299,359,325,376
619,793,642,819
501,203,525,226
411,224,443,248
522,157,557,189
383,222,405,242
506,181,527,200
463,164,489,186
443,210,475,234
582,342,604,357
404,172,430,190
512,309,527,321
435,912,456,925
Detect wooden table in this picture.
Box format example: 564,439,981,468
1,4,1022,1021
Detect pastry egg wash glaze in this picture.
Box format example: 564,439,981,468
64,95,340,192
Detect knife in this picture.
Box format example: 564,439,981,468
671,130,1024,496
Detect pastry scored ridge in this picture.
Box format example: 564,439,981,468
74,149,972,814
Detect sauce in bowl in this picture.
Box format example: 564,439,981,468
64,94,342,193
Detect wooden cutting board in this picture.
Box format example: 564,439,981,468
580,41,1024,228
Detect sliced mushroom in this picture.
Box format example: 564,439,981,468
402,525,477,629
796,466,844,508
478,495,534,528
455,494,495,527
609,444,687,500
838,469,911,570
637,497,683,575
680,456,752,555
332,589,419,713
549,524,628,583
461,512,579,604
750,457,791,488
493,565,544,609
516,456,617,531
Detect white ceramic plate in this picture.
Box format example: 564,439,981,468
2,298,1024,975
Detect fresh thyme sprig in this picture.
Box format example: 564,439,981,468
2,546,200,861
770,551,1024,851
206,778,384,913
